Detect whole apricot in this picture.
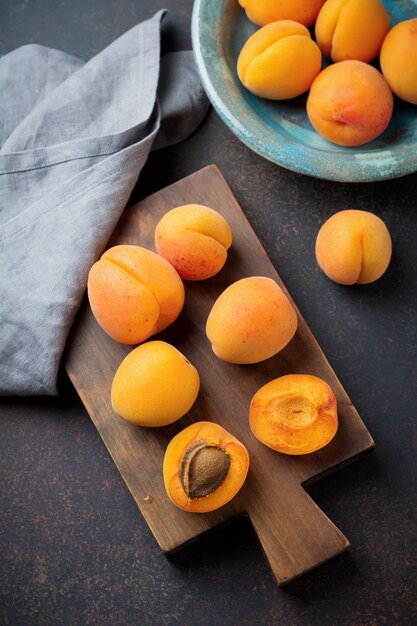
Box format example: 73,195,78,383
250,374,338,455
315,210,392,285
87,245,184,344
306,60,393,146
155,204,232,281
111,341,200,426
380,19,417,105
237,20,322,100
315,0,390,63
163,421,250,512
239,0,326,28
206,276,298,364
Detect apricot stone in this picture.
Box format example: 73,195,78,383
111,341,200,426
315,210,392,285
315,0,390,63
163,421,250,512
250,374,338,455
87,245,184,344
380,19,417,105
239,0,325,28
155,204,232,281
307,60,393,146
237,20,322,100
206,277,298,364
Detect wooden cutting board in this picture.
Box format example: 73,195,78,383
65,165,374,585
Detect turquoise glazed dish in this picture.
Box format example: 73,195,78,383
192,0,417,182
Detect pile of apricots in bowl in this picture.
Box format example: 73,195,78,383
87,200,392,514
237,0,417,146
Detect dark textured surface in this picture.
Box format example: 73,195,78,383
0,1,416,625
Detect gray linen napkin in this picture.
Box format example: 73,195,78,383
0,10,209,395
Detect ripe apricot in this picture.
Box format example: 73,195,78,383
250,374,338,455
315,210,392,285
239,0,325,28
237,20,322,100
315,0,390,63
306,60,393,146
111,341,200,426
380,19,417,105
163,421,250,512
206,277,298,364
155,204,232,281
87,245,184,344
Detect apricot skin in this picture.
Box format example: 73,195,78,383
206,277,298,364
163,421,250,513
87,245,184,345
315,210,392,285
155,204,232,281
315,0,390,63
307,60,393,147
237,21,322,100
380,19,417,105
239,0,325,28
111,341,200,426
250,374,338,455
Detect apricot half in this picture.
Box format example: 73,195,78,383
239,0,326,28
155,204,232,281
87,245,184,344
250,374,338,455
380,19,417,105
206,277,298,364
163,421,250,512
111,341,200,426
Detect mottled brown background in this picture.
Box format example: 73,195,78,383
0,1,416,625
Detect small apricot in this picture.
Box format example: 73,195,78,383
87,245,184,344
163,421,250,512
111,341,200,426
315,0,390,63
237,21,322,100
206,277,298,364
380,19,417,105
239,0,326,28
250,374,338,455
307,60,393,146
155,204,232,281
315,209,392,285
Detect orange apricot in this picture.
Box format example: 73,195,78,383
163,421,250,512
237,20,322,100
155,204,232,281
380,19,417,105
250,374,338,455
87,245,184,344
239,0,326,28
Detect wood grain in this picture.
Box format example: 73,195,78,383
65,165,374,585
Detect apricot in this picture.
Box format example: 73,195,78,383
315,0,390,63
87,245,184,344
155,204,232,281
315,209,392,285
163,421,250,512
250,374,338,455
206,277,298,364
306,60,393,146
239,0,325,28
237,21,322,100
380,19,417,105
111,341,200,426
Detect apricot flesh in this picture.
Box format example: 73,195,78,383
111,341,200,426
315,209,392,285
163,421,250,512
380,19,417,105
237,21,322,100
155,204,232,281
250,374,338,455
206,276,298,364
239,0,325,28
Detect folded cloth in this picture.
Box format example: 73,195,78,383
0,10,209,396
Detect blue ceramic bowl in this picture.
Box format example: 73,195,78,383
192,0,417,182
